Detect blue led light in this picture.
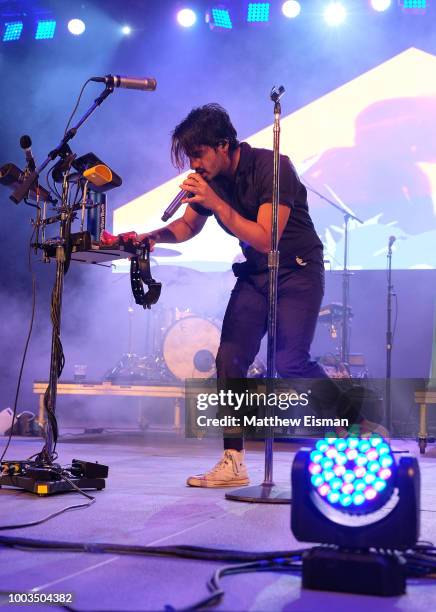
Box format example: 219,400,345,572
311,474,324,487
347,438,359,449
339,494,352,507
335,452,347,465
247,3,270,22
378,443,390,455
310,450,323,463
368,461,381,473
316,440,328,452
3,21,23,42
321,458,334,470
380,455,393,468
355,454,368,466
330,478,342,490
324,470,335,482
211,8,233,29
364,472,376,484
374,478,387,492
327,491,340,504
35,20,56,40
352,492,365,505
343,470,355,483
334,439,347,451
358,439,371,452
354,479,366,491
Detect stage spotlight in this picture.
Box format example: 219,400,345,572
282,1,301,18
2,21,23,42
292,435,419,547
323,2,347,26
35,20,56,40
68,18,86,36
177,8,197,28
208,7,233,29
247,3,270,23
370,0,392,10
291,436,420,596
121,25,132,35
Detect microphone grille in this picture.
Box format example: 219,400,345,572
20,135,32,149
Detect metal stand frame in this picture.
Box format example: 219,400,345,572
12,85,115,464
226,86,291,504
385,240,394,433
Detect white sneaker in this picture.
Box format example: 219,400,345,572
187,449,250,488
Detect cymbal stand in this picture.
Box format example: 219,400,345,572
305,185,363,364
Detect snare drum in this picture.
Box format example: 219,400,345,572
162,316,221,380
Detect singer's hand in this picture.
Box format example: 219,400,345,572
180,173,222,212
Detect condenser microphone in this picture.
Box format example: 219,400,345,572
20,135,36,171
91,75,157,91
161,190,194,222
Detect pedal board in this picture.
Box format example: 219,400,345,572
0,459,108,496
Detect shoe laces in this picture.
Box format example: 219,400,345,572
209,450,240,475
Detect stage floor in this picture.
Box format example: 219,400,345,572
1,432,436,611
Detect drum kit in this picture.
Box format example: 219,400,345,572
104,249,265,384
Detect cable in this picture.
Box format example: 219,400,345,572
0,500,94,531
0,226,38,464
64,78,93,136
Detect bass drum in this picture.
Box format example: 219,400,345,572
163,316,221,380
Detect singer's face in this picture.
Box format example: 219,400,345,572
188,144,230,181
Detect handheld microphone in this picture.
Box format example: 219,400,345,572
161,190,193,222
20,135,36,171
91,75,157,91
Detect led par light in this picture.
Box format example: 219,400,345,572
291,436,420,596
291,436,420,548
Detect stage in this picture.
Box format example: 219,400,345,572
1,431,435,610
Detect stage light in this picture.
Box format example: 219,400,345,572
68,19,86,36
121,25,132,35
291,435,420,596
323,2,347,26
370,0,392,10
210,7,233,29
282,1,301,18
35,20,56,40
247,3,270,23
2,21,23,42
177,8,197,28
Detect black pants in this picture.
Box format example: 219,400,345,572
216,264,331,451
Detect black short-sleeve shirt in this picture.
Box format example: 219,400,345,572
190,142,323,274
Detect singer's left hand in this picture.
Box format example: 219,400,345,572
180,173,222,212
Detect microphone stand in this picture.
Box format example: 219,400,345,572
305,185,363,364
386,239,394,434
226,86,291,504
14,84,115,465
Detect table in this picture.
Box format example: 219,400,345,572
33,381,185,432
415,389,436,454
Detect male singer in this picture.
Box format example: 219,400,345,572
104,104,375,486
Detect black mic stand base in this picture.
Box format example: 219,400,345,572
225,483,291,504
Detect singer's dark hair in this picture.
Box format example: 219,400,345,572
171,103,239,169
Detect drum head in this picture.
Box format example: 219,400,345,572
163,316,221,380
